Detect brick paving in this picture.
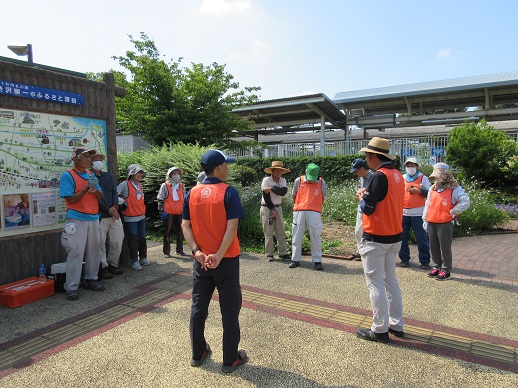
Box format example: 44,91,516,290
409,232,518,284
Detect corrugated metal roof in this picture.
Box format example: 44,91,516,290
334,71,518,103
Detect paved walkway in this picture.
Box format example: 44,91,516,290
0,232,517,387
407,232,518,284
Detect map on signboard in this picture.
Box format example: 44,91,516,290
0,109,107,193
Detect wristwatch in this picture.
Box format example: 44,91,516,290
192,247,201,256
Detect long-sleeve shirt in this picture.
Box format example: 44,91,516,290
94,170,119,219
422,185,470,224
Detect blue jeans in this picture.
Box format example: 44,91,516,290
190,257,242,366
399,215,430,264
125,219,147,261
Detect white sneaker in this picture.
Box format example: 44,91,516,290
140,258,150,266
131,261,143,271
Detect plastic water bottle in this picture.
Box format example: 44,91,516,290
39,264,46,283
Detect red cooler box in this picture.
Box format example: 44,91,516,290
0,277,55,308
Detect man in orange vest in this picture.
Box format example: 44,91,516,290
356,137,405,343
399,157,431,269
289,163,327,270
182,149,248,373
157,166,186,257
59,147,105,301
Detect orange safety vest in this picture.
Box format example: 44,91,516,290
293,176,323,213
403,174,426,209
121,180,146,217
65,169,99,215
189,183,240,258
426,189,454,223
163,182,184,215
362,167,404,236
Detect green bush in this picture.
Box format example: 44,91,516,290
322,180,358,224
114,144,509,247
452,179,509,235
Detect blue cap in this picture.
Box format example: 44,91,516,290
350,158,367,173
201,149,236,170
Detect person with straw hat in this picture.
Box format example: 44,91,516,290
356,137,405,343
261,161,291,262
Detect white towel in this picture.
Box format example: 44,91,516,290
172,183,180,201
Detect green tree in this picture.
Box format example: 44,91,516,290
446,120,518,186
111,32,260,146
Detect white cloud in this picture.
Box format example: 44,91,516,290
437,49,452,59
199,0,251,16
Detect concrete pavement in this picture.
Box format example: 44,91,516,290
0,233,517,387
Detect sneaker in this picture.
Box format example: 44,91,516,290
267,256,275,262
356,329,390,343
278,254,291,261
131,261,143,271
190,344,211,367
436,269,451,281
388,328,405,338
164,253,171,258
108,265,123,275
83,280,105,292
420,263,431,270
288,261,300,268
399,261,410,267
314,262,323,271
427,268,440,278
140,258,151,266
176,250,188,256
66,290,79,301
221,349,248,373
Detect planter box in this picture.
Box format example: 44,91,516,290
0,277,54,308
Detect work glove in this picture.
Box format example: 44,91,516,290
161,211,168,220
88,174,99,188
423,221,428,232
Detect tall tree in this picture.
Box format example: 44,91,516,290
110,32,260,146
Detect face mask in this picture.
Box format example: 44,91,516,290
92,161,103,171
405,167,417,176
171,175,181,183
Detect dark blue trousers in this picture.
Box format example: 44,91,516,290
399,215,430,264
190,257,242,366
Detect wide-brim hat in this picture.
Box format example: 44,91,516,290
360,137,396,160
429,162,450,178
264,161,290,175
169,166,184,176
126,164,147,179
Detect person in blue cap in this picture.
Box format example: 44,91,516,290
182,149,248,373
349,158,372,261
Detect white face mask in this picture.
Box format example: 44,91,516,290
405,167,417,176
92,161,103,171
171,175,181,183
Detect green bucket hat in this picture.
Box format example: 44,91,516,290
306,163,320,181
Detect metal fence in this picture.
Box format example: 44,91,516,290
229,135,454,166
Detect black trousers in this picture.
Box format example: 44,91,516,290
163,214,183,254
190,257,242,366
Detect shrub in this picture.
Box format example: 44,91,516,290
453,179,509,235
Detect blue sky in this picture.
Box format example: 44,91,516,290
2,0,517,101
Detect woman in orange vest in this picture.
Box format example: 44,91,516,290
117,164,148,271
157,166,186,258
423,163,470,281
